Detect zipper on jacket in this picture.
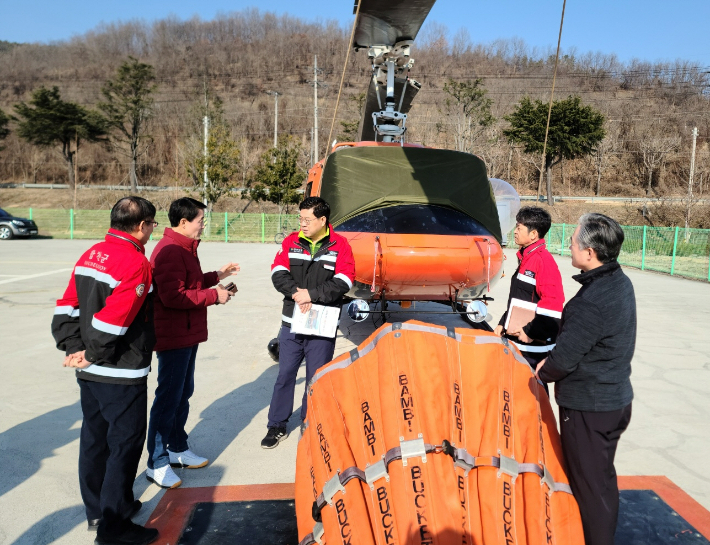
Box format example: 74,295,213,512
313,241,336,260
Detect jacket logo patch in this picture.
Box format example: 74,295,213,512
136,284,145,297
524,270,535,278
290,247,304,253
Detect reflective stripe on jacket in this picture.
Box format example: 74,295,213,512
271,226,355,325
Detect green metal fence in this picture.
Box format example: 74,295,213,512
5,208,302,245
506,223,710,282
6,208,710,282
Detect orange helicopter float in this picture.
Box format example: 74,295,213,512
296,0,519,326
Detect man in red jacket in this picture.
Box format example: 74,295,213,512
495,207,565,380
52,196,159,545
146,197,239,488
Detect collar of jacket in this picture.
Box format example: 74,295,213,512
517,238,547,262
298,226,331,253
573,260,621,285
163,227,201,254
105,229,145,254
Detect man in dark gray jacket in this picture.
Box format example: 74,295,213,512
537,213,635,545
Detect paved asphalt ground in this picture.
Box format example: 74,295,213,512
0,238,708,544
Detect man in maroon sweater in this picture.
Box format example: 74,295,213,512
146,197,239,488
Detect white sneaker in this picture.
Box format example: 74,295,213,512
146,465,182,489
168,448,209,469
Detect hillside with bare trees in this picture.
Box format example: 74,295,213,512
0,11,708,221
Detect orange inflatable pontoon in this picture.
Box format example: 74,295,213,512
295,321,584,545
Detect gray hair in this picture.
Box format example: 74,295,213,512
576,213,624,263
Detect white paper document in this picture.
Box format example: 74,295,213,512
290,304,340,338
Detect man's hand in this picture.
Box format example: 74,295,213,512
535,358,546,378
216,285,232,304
507,327,532,344
493,324,504,337
217,262,240,280
63,350,91,369
298,302,312,313
292,288,312,306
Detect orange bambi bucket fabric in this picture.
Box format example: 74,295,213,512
295,321,584,545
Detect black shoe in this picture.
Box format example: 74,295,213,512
87,501,142,532
95,521,158,545
260,427,287,449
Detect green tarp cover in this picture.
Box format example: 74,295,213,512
321,146,502,242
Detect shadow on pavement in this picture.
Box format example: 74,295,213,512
9,504,84,545
0,401,81,499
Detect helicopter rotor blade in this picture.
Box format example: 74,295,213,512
353,0,437,48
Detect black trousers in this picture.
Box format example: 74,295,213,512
78,378,147,533
560,403,632,545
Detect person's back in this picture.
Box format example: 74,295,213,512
54,233,154,381
51,196,160,545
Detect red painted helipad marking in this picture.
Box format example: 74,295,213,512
146,483,295,545
145,477,710,544
619,476,710,538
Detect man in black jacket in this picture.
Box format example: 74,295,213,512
537,213,635,545
263,197,355,448
52,197,159,545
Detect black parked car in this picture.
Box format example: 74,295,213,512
0,208,39,239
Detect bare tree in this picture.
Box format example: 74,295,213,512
638,132,680,195
591,122,619,196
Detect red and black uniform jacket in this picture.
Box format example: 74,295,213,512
498,239,564,363
271,226,356,326
150,228,220,352
51,229,155,385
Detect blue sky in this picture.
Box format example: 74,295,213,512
1,0,709,66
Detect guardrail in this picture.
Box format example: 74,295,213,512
5,208,710,282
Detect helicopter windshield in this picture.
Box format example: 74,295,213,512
336,204,492,236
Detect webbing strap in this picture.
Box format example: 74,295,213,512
308,441,574,531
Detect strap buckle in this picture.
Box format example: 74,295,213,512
400,435,427,466
322,473,346,505
365,459,389,489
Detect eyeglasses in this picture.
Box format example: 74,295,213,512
298,217,321,226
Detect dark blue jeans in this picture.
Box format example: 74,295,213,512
147,345,198,469
267,325,336,428
78,378,146,532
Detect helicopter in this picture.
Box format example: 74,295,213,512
304,0,520,324
266,0,521,361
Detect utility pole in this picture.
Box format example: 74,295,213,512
685,126,698,231
310,127,314,167
266,90,281,148
203,115,209,207
314,55,319,163
307,57,326,164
